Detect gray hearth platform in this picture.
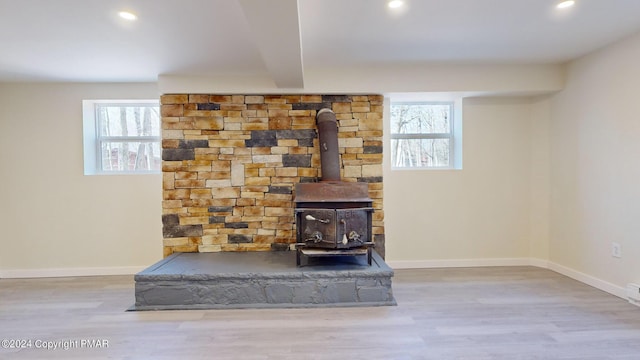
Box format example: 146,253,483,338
133,250,395,310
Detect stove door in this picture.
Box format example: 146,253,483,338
296,209,336,248
335,208,372,249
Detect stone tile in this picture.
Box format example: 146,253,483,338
282,154,311,167
245,95,264,104
228,234,252,243
161,104,183,117
161,94,188,104
198,245,222,252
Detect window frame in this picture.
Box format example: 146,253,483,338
83,99,161,175
389,101,455,170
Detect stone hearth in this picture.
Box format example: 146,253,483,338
133,251,395,310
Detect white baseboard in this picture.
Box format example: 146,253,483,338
546,262,627,299
388,257,627,300
0,266,147,279
527,258,550,268
387,257,532,269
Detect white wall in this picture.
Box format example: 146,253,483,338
158,63,564,95
529,96,552,261
549,31,640,288
385,96,551,264
0,83,163,276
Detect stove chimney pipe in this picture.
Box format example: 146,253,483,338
316,108,341,182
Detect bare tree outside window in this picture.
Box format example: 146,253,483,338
390,102,454,168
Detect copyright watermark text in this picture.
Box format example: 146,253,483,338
2,339,109,350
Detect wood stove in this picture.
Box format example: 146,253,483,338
294,109,374,266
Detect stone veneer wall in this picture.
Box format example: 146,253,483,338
161,94,384,257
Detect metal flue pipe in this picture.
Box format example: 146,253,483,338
316,108,341,182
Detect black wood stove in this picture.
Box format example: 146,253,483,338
294,108,374,266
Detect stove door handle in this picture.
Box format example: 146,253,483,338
340,219,348,244
305,214,330,224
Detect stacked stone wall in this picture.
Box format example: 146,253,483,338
161,94,384,257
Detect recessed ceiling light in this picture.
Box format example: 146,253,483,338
557,0,575,9
118,11,137,21
388,0,404,9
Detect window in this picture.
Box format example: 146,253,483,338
83,100,160,174
390,102,457,169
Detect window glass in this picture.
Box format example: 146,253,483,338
83,100,160,175
390,138,450,168
390,102,454,169
390,104,451,134
99,141,161,172
96,105,160,137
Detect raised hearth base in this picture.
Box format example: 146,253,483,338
133,250,395,310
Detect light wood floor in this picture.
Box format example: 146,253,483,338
1,266,640,359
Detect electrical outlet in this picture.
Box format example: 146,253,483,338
612,242,622,258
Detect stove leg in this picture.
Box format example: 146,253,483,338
367,246,372,266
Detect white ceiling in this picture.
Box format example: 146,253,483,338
1,0,639,85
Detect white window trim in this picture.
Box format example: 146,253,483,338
390,101,458,170
83,99,160,175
